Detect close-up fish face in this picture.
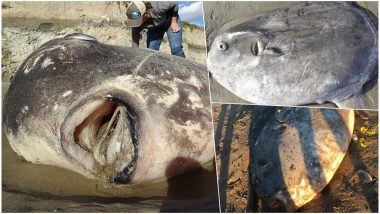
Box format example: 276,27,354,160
208,31,268,70
208,30,292,94
207,2,378,109
208,30,291,69
3,33,214,184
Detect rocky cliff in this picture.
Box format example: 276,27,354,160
2,1,207,81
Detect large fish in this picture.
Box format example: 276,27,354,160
246,106,355,211
2,33,214,184
207,2,378,109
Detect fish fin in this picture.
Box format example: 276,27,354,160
265,34,293,55
334,94,373,109
351,2,378,29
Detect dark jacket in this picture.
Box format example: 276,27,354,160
131,2,179,47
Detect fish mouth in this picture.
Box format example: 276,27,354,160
61,94,139,184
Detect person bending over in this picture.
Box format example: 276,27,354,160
126,1,186,58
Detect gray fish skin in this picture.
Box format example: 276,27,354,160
3,34,214,184
208,2,377,108
248,106,354,211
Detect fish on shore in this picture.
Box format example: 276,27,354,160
246,106,355,211
2,33,214,184
208,2,378,109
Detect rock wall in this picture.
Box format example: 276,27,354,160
2,1,207,81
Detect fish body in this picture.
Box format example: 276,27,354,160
248,106,354,211
3,34,214,184
208,2,378,108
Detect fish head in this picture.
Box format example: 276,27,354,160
208,31,268,75
208,28,294,72
3,33,214,185
208,29,293,104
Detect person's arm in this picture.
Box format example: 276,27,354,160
170,3,180,33
171,16,180,33
131,27,142,47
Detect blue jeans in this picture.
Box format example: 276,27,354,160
147,18,186,58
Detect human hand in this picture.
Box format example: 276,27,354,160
171,22,180,33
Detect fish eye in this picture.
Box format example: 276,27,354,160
217,41,228,51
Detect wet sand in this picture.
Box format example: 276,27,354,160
2,127,219,212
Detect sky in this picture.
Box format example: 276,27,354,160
178,1,204,27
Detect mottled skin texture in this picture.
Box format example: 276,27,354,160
248,106,354,211
3,35,214,184
208,2,377,109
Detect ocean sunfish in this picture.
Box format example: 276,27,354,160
3,33,214,184
247,106,354,211
208,2,378,109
